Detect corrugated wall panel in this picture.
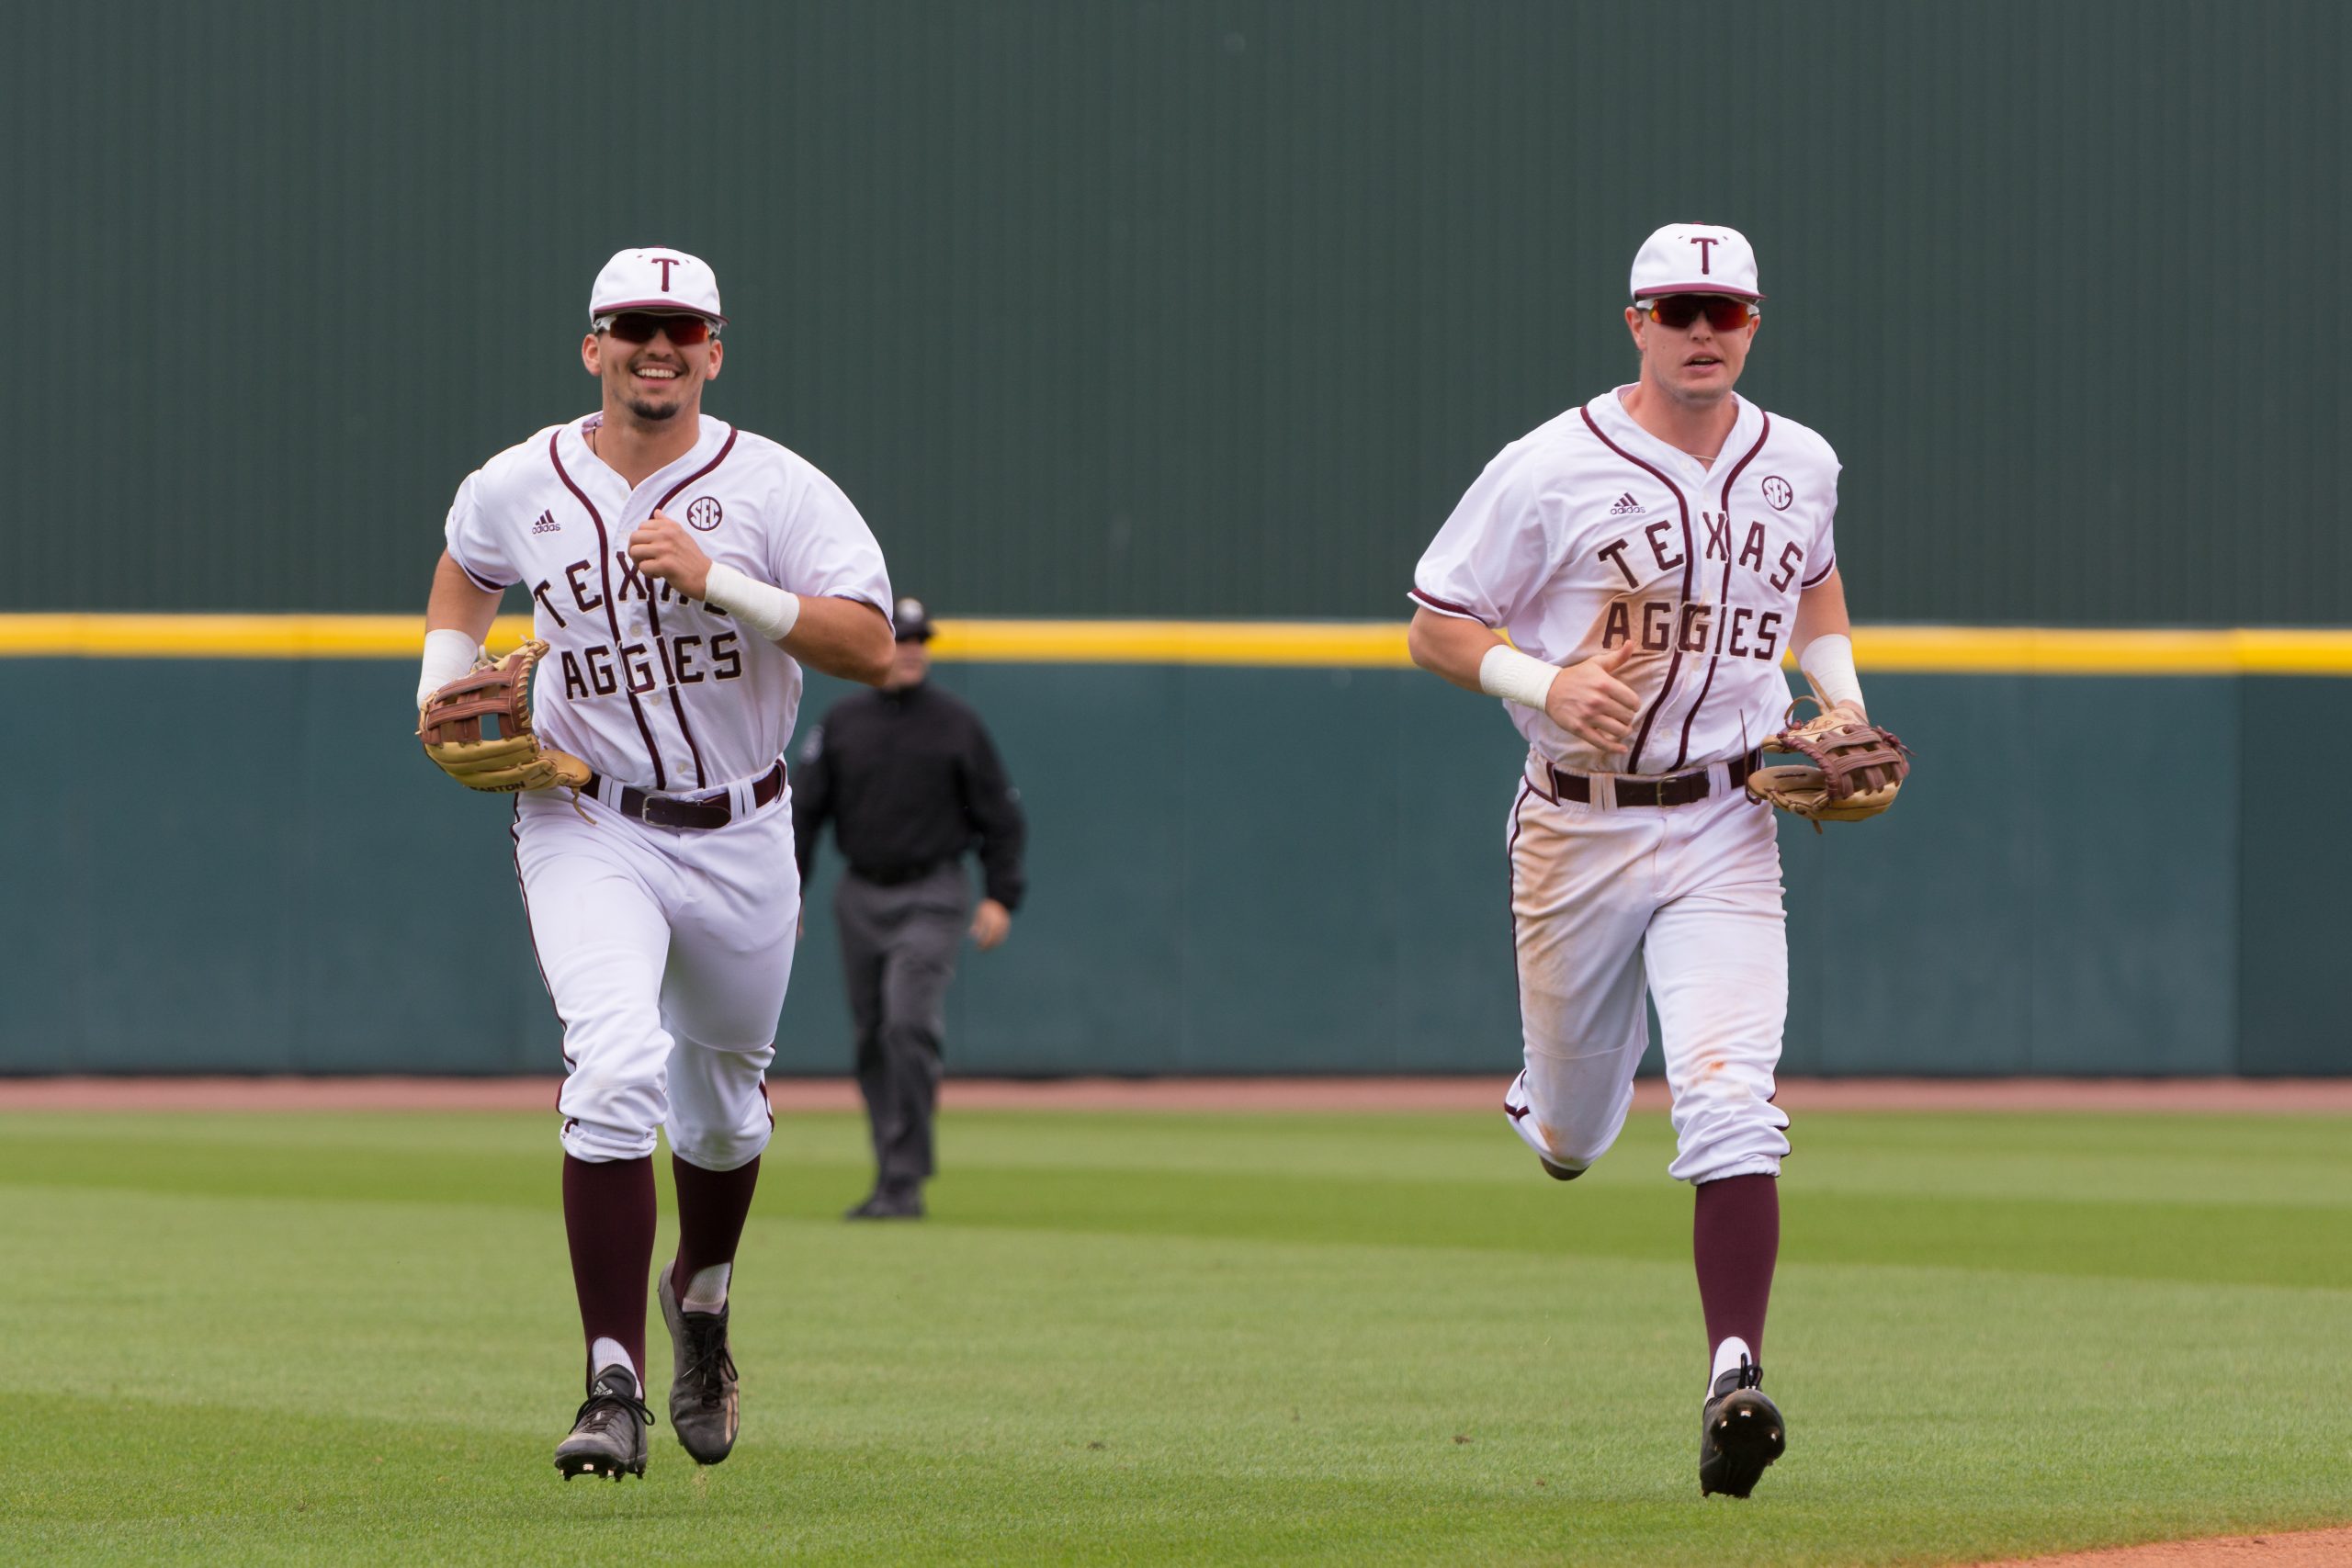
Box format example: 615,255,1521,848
6,1,2344,621
5,661,2324,1073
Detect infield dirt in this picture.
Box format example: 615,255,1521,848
1977,1526,2352,1565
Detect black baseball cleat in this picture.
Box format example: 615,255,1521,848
659,1266,741,1465
843,1187,925,1220
553,1364,655,1481
1539,1156,1584,1181
1698,1357,1785,1498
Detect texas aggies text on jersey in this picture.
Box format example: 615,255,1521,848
1411,387,1838,777
444,412,891,792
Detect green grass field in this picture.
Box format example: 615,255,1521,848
3,1105,2348,1565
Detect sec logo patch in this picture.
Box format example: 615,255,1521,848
684,495,725,531
1761,476,1793,511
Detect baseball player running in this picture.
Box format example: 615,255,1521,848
1408,223,1886,1498
416,248,894,1480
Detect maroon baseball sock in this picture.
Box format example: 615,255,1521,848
670,1152,761,1304
1692,1172,1779,1361
562,1153,656,1383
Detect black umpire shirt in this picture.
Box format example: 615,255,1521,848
791,680,1027,910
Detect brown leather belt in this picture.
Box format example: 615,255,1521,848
585,759,786,830
1543,750,1761,808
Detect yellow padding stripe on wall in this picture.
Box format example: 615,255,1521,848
932,619,1411,666
0,615,2348,674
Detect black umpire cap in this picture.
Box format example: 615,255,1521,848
894,596,935,642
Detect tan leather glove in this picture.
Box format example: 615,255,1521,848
417,638,592,794
1745,700,1911,828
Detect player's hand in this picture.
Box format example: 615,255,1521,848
1543,643,1640,750
970,898,1012,952
626,510,713,601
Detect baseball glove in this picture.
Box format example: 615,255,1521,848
417,638,592,794
1745,700,1911,828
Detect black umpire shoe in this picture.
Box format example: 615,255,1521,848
843,1187,925,1220
553,1364,655,1482
658,1265,741,1465
1698,1357,1785,1498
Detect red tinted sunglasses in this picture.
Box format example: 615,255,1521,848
1637,295,1756,332
596,311,715,345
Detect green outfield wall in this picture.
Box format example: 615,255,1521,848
8,1,2345,625
4,637,2343,1077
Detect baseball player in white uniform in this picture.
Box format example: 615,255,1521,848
416,247,895,1480
1408,223,1874,1498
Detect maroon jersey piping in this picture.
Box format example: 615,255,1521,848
548,429,669,790
654,424,739,513
455,558,511,594
1408,586,1495,626
1578,409,1694,773
1670,415,1773,771
509,805,560,1042
641,424,738,787
1506,781,1532,1003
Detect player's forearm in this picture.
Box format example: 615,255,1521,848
418,554,505,705
1789,568,1851,658
1407,607,1507,692
1790,570,1864,716
425,551,503,641
782,596,895,685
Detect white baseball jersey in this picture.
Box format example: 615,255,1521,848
446,412,892,792
1412,387,1839,777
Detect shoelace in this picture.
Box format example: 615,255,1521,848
678,1317,737,1409
1713,1355,1765,1401
574,1382,658,1432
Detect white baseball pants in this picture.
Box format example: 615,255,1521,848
1503,756,1792,1185
512,783,798,1168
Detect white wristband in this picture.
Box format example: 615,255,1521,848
1798,632,1865,716
703,562,801,643
418,628,483,708
1478,643,1563,710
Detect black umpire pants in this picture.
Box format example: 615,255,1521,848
835,863,967,1196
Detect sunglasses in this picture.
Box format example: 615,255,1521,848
1636,295,1757,332
595,311,716,345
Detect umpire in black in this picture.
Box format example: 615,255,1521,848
793,597,1027,1220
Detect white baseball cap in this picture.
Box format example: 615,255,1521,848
1629,223,1763,302
589,246,728,325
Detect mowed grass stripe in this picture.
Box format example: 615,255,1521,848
4,1139,2349,1568
3,1111,2347,1290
